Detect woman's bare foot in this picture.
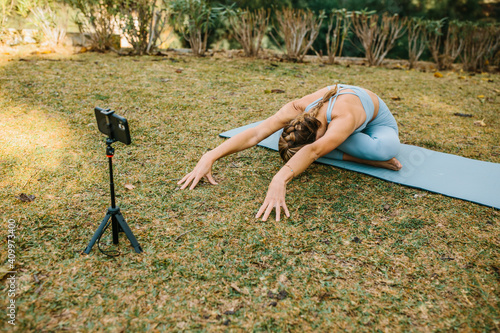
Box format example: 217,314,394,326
343,154,403,171
368,157,403,171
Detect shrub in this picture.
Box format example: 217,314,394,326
227,8,269,57
17,0,69,47
324,8,351,64
407,17,427,69
351,11,407,66
117,0,171,55
425,19,463,70
0,0,14,44
0,0,14,35
66,0,120,52
273,8,324,62
460,22,500,72
170,0,219,56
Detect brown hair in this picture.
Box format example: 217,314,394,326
278,85,339,162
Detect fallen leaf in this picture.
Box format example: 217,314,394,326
230,282,248,294
391,96,401,101
473,120,486,127
175,69,183,73
271,89,285,93
477,95,485,99
434,72,443,78
0,266,12,280
458,76,466,80
278,274,289,285
124,184,136,190
17,193,36,202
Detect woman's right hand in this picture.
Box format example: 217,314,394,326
177,153,218,190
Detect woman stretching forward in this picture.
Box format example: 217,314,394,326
178,84,402,221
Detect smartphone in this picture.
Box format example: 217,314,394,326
94,107,132,145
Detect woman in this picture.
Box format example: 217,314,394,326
178,84,402,221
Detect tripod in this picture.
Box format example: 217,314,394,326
84,138,143,254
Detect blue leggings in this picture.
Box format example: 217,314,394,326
324,97,400,161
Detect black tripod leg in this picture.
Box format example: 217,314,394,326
115,213,143,253
84,213,112,254
112,214,119,244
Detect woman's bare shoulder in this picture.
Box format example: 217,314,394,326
293,86,331,110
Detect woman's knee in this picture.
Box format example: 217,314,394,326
372,137,400,160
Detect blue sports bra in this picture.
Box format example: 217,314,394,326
304,84,375,133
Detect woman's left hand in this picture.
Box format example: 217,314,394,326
256,177,290,222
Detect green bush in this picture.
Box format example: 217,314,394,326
0,0,14,43
227,8,270,57
65,0,120,52
351,11,406,66
460,22,500,72
170,0,222,56
272,8,324,62
117,0,171,55
17,0,68,47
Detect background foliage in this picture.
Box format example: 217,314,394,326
212,0,498,60
2,0,499,63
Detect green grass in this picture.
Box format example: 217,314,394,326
0,52,499,332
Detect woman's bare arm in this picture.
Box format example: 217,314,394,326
178,100,303,189
256,113,356,221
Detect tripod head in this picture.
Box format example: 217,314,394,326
106,138,115,158
95,107,131,145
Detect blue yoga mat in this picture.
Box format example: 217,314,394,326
220,121,500,209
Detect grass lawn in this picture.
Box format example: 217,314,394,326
0,52,499,331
